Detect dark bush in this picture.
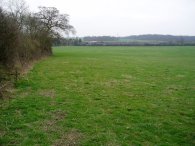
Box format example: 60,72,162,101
0,8,20,68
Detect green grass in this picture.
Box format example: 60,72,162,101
0,46,195,145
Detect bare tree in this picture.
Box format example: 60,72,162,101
36,7,75,38
6,0,28,30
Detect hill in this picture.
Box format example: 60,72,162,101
82,35,195,46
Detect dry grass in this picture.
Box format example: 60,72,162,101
39,89,56,99
53,129,83,146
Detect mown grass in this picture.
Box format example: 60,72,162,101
0,46,195,145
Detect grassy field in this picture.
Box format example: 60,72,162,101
0,46,195,145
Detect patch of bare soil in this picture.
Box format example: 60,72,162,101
39,110,82,145
106,142,121,146
39,89,56,99
40,110,67,132
53,129,83,146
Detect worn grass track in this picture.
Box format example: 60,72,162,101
0,46,195,145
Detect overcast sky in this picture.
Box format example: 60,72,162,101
16,0,195,36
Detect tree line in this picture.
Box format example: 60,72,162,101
83,35,195,46
0,0,74,70
0,0,74,96
53,38,82,46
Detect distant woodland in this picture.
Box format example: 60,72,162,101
53,35,195,46
82,35,195,46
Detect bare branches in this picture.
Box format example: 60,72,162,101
0,2,75,70
36,7,75,38
6,0,29,30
